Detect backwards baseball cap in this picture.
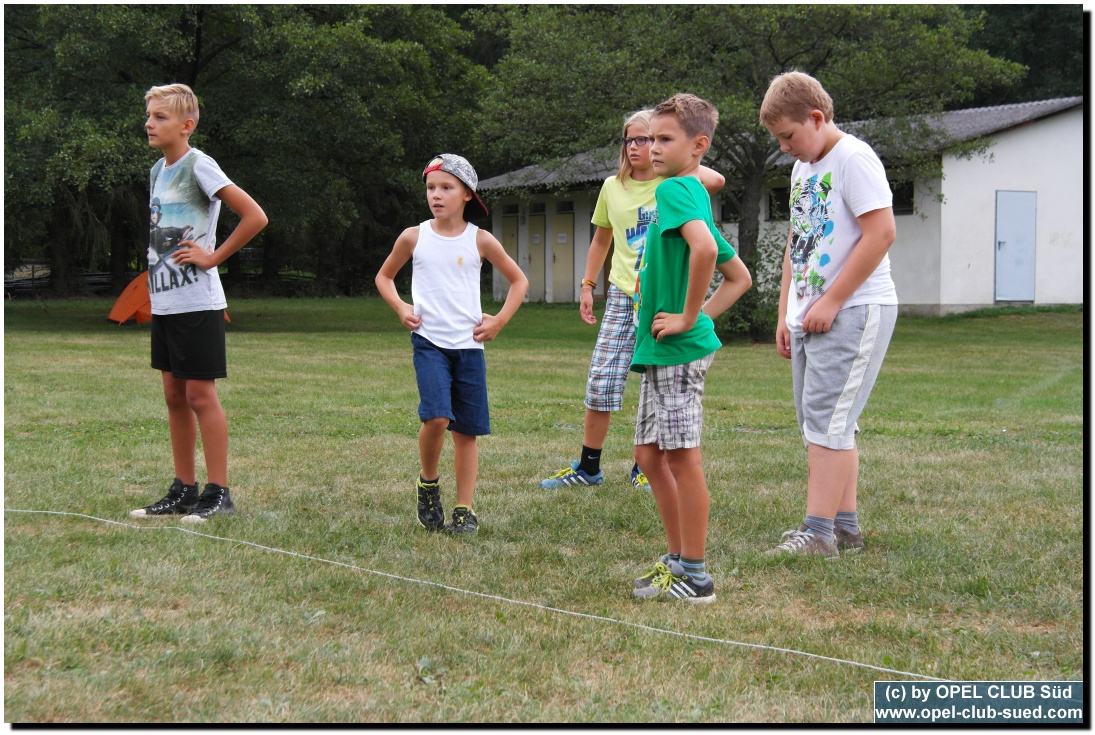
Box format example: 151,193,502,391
422,153,490,221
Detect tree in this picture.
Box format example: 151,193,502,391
4,5,488,294
474,5,1024,262
961,5,1086,108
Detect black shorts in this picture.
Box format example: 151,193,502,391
151,310,227,380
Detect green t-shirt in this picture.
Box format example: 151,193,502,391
631,176,736,372
591,175,662,298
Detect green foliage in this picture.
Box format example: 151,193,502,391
5,5,1077,297
4,5,488,293
476,5,1025,268
962,5,1086,107
714,228,787,343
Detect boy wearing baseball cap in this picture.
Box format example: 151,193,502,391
376,154,528,534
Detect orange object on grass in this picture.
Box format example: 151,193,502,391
108,272,229,324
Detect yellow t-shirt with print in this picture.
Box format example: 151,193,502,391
590,175,663,298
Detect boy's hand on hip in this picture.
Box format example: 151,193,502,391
473,313,504,343
651,312,693,342
171,240,214,270
399,304,421,331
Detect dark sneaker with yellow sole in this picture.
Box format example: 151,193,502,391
416,477,445,532
445,506,479,535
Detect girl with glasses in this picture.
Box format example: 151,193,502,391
540,109,725,491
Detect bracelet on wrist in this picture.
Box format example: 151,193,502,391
581,279,597,289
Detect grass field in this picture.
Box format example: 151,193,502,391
4,297,1084,723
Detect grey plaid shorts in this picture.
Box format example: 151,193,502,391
634,352,714,450
584,286,636,412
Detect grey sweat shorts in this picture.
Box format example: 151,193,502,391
791,303,897,450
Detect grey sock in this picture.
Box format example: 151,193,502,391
804,514,835,544
835,510,860,535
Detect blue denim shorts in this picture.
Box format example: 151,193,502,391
411,332,491,436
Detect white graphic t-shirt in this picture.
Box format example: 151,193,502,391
148,148,233,315
785,134,898,337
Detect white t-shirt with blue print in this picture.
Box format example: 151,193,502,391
148,148,233,315
784,134,898,337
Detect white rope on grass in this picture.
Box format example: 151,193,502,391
6,508,947,682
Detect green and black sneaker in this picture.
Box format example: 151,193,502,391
416,477,445,532
444,505,478,535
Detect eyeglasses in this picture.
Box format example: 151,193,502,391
623,136,652,148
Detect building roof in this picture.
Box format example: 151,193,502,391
478,146,618,193
918,95,1082,143
479,97,1083,194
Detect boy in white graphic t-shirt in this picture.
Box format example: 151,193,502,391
129,84,267,524
760,71,899,558
375,154,528,535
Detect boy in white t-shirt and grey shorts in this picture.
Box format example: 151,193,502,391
760,71,899,558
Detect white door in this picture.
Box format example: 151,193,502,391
994,191,1036,302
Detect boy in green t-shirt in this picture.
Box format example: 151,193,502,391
629,94,752,602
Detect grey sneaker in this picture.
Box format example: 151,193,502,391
835,525,864,553
634,555,672,589
632,560,716,603
130,478,199,518
765,527,838,558
180,484,235,523
445,506,478,535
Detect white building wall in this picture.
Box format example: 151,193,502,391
938,107,1084,309
889,178,944,314
489,108,1084,311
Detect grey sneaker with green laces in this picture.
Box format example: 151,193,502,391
765,527,838,558
445,505,478,535
834,525,864,553
633,555,672,589
416,477,445,532
632,560,716,603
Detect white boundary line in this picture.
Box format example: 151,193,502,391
6,508,948,682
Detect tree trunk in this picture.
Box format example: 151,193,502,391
47,198,73,295
337,217,364,295
261,230,282,284
736,163,765,263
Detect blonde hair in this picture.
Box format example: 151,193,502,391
616,108,653,186
759,71,834,126
652,93,718,141
144,83,200,126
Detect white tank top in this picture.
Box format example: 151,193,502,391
411,221,483,350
